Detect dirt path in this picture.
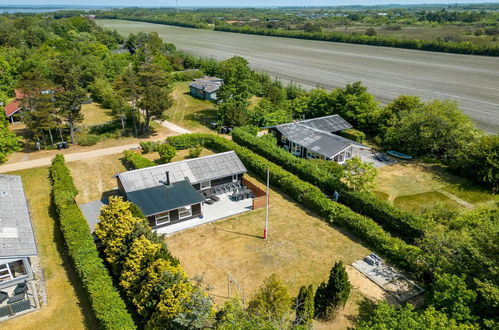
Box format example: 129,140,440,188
157,119,192,134
0,143,142,173
437,189,474,209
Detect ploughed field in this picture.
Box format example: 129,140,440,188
98,19,499,133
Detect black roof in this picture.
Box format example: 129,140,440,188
267,114,352,133
126,180,204,216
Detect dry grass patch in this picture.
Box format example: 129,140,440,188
81,102,113,126
166,173,391,329
4,167,97,329
66,153,126,204
167,82,216,133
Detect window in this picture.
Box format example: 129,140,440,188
178,206,192,219
0,259,27,283
200,180,211,190
155,211,170,225
281,135,287,143
291,142,301,156
232,174,238,182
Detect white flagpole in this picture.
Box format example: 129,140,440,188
264,168,269,239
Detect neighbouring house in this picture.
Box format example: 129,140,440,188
268,115,370,164
189,76,223,101
116,151,248,229
3,90,25,123
0,175,39,320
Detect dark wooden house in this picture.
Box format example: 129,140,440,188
268,115,370,163
116,151,247,229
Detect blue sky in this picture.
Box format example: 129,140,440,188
1,0,498,6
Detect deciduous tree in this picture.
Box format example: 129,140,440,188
342,156,377,192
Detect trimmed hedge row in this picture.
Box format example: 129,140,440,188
122,150,156,169
231,128,427,242
49,155,136,329
166,134,425,275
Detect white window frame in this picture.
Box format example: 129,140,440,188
155,211,170,226
200,180,211,190
232,174,238,182
178,206,192,219
281,135,287,143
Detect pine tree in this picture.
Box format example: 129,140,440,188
295,285,315,326
314,261,351,320
248,273,292,328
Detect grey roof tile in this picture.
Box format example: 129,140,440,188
118,151,247,193
0,175,38,257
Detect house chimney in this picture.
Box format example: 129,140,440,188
165,171,171,186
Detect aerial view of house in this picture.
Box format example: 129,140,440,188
268,115,370,163
0,175,39,320
3,90,25,123
116,151,253,230
188,76,223,101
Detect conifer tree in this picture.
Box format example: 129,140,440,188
295,284,315,326
314,261,351,320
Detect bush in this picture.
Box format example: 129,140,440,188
76,132,100,146
122,150,156,169
171,69,204,82
339,128,366,143
230,127,427,242
49,155,135,329
166,134,426,276
188,145,203,158
314,261,351,320
158,143,177,163
139,141,161,154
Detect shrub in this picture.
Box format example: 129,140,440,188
339,128,366,143
49,155,135,329
76,132,100,146
158,143,177,163
122,150,156,169
188,145,203,158
171,69,204,82
139,141,161,154
166,134,426,276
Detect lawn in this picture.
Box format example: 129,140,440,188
3,167,98,329
81,102,114,126
62,149,392,329
167,82,217,132
166,173,392,329
374,162,498,213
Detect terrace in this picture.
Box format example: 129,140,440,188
155,190,254,236
0,280,39,321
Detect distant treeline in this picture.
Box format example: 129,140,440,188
94,6,499,56
214,23,499,56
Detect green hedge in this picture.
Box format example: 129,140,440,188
122,150,156,169
49,155,136,329
166,134,425,275
339,128,366,143
230,128,427,242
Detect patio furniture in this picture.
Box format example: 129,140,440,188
7,293,25,304
14,282,28,295
209,194,220,202
204,199,215,205
0,291,8,304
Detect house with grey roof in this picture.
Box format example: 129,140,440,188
116,151,247,229
189,76,223,101
0,175,39,319
268,115,370,163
